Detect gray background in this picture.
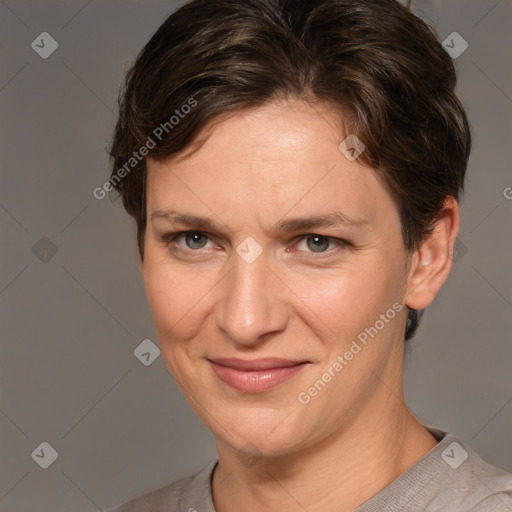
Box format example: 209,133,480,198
0,0,511,510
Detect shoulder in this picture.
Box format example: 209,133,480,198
411,433,512,512
107,475,187,512
106,459,217,512
356,429,512,512
435,439,512,511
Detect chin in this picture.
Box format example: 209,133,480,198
222,432,301,460
207,405,312,458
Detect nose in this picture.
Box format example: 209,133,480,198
215,248,289,347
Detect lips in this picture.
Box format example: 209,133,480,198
208,357,309,393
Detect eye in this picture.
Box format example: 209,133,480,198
160,231,214,251
159,231,349,259
181,232,210,250
299,235,330,253
295,234,348,255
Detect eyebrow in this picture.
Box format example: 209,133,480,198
150,209,368,234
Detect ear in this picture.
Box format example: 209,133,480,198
405,197,460,310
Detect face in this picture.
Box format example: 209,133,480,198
141,100,413,458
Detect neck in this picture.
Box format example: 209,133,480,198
212,382,438,512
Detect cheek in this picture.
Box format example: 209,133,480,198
142,260,219,389
290,262,400,338
143,259,216,343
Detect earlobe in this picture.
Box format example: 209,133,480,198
405,197,460,310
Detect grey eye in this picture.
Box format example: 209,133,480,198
306,235,330,253
185,232,209,249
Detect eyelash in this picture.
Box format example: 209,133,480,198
158,231,350,259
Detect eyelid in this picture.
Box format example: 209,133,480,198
291,234,349,253
159,230,217,249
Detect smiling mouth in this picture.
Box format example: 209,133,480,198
208,357,309,393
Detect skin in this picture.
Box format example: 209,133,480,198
141,99,459,512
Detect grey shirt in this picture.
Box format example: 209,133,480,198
109,429,512,512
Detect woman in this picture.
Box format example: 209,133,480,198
107,0,512,510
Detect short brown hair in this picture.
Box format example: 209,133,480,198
108,0,471,340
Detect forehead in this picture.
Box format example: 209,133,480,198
145,100,399,233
